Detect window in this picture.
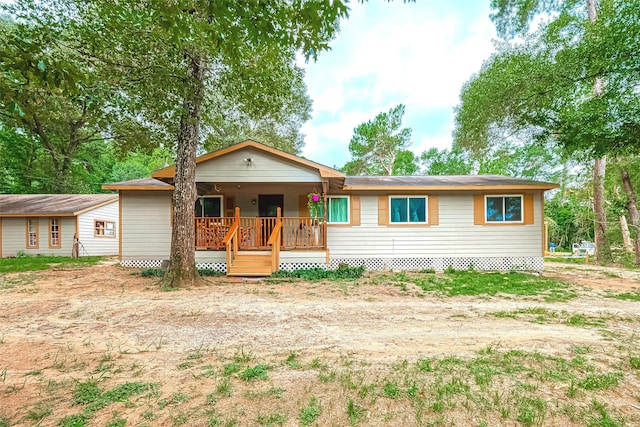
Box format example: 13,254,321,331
327,196,350,224
485,195,523,223
389,196,427,223
195,196,223,217
26,218,39,248
95,220,116,237
49,218,61,248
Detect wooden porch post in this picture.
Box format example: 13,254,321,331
322,181,328,249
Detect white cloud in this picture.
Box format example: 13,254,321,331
301,2,497,169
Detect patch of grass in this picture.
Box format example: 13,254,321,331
239,364,270,381
299,397,322,426
177,361,194,370
25,402,52,423
141,268,224,277
0,255,102,273
105,416,126,427
346,399,364,425
579,373,624,390
382,381,400,398
257,412,287,426
630,357,640,369
223,362,242,377
216,378,232,397
410,270,575,299
606,291,640,302
270,265,365,281
0,415,10,427
516,396,546,426
285,352,302,369
73,380,101,405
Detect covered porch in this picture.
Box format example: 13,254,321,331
195,214,326,250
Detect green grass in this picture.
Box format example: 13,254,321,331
299,397,321,426
372,270,576,300
269,265,365,281
0,255,102,273
238,364,270,381
606,291,640,302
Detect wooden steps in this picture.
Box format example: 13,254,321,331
227,252,273,277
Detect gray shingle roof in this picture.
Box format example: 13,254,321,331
343,175,558,190
0,194,118,216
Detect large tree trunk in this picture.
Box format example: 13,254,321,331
163,51,205,288
593,156,612,263
587,0,612,264
621,167,640,265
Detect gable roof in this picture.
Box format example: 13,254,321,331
151,140,345,180
0,194,118,217
343,175,559,191
102,178,174,191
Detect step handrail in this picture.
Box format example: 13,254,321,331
267,207,283,272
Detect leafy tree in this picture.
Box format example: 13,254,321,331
456,0,640,263
65,0,349,287
420,145,472,176
343,104,413,175
0,14,159,193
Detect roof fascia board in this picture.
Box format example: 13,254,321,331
342,184,560,191
73,198,119,216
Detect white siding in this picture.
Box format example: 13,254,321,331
77,201,119,256
1,217,75,257
196,148,321,183
327,192,543,258
120,191,172,260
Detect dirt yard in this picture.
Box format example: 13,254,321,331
1,261,639,426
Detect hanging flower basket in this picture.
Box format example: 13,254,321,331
307,191,323,219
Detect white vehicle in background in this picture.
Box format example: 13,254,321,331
572,241,596,256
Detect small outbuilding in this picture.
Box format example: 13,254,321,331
0,194,119,258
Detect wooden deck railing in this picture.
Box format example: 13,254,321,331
195,215,325,250
267,208,283,271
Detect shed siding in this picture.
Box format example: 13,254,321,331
77,201,119,256
195,148,322,183
120,191,172,260
327,192,543,258
1,217,75,257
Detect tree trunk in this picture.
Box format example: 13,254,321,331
619,215,633,253
163,51,206,288
593,156,612,263
621,167,640,265
587,0,612,263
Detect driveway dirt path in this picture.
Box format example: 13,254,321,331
1,262,639,426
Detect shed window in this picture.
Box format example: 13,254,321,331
95,220,116,237
327,196,349,224
485,195,523,223
49,218,61,248
26,218,39,248
389,196,427,223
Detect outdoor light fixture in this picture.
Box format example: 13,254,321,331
251,199,257,205
243,157,253,164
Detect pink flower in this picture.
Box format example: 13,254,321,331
311,194,319,202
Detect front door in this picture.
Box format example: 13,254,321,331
258,195,283,247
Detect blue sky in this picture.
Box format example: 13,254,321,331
299,1,497,169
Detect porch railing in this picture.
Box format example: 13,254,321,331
195,216,325,250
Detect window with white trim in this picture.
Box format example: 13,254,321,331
95,220,116,237
327,196,350,224
26,218,38,248
195,195,223,217
485,195,523,223
389,196,428,223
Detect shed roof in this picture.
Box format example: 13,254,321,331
343,175,559,191
0,194,118,217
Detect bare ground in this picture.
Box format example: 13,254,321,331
0,261,639,426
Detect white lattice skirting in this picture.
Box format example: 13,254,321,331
121,257,544,272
